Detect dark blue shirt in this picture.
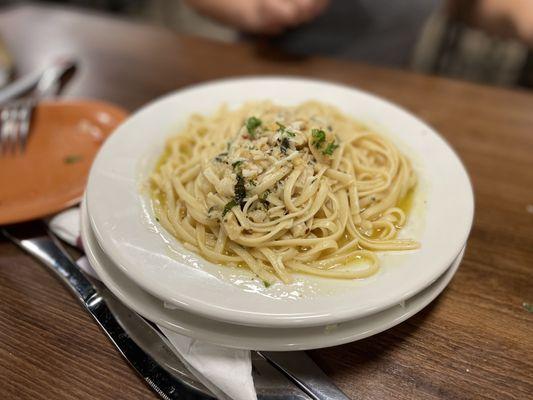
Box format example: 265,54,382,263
270,0,440,67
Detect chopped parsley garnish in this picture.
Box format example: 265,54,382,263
322,141,339,156
234,173,246,206
263,280,271,288
64,155,82,164
224,171,248,217
276,122,296,137
214,152,228,162
523,302,533,312
259,190,270,206
232,160,244,170
276,122,295,154
311,129,326,148
222,199,237,216
246,116,262,138
280,137,290,154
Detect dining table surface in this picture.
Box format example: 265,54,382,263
0,4,532,400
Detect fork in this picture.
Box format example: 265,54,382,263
0,97,35,155
0,58,77,155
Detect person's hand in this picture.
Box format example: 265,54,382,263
186,0,329,35
243,0,330,34
505,0,533,47
454,0,533,47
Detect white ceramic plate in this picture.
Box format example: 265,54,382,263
81,197,465,351
86,77,473,328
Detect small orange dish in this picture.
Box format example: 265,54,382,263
0,100,128,224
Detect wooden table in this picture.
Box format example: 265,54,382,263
0,4,532,400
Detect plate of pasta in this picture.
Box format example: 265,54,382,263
86,77,473,328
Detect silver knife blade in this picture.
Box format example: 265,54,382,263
259,352,350,400
2,222,213,400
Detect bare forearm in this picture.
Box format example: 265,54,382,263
185,0,330,34
184,0,254,31
447,0,533,46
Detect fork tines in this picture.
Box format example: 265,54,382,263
0,99,34,155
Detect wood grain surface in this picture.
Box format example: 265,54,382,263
0,4,532,400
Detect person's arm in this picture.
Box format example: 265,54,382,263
184,0,329,34
448,0,533,46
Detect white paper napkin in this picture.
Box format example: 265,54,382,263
49,208,257,400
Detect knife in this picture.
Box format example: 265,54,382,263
2,222,213,400
3,222,313,400
258,352,350,400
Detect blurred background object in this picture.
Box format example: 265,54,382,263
0,33,13,87
0,0,532,89
414,0,533,87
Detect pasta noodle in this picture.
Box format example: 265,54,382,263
150,101,419,285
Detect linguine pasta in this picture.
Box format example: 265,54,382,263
150,101,419,285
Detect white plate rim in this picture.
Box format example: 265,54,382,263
86,76,474,328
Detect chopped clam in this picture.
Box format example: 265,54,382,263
219,176,235,197
248,209,267,223
291,222,307,237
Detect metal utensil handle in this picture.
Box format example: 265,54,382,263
0,69,40,104
258,352,351,400
2,226,213,400
0,57,76,104
8,233,96,304
34,58,76,98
